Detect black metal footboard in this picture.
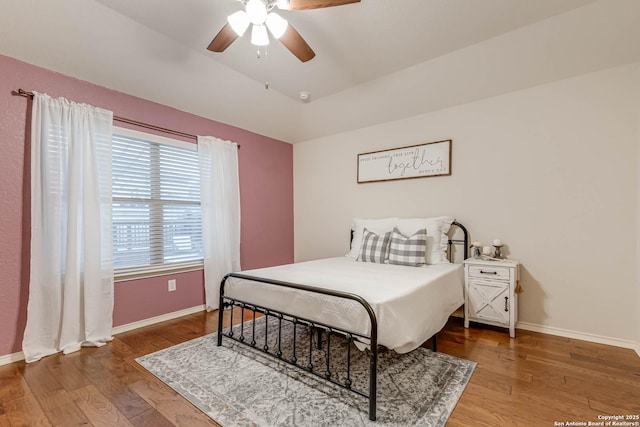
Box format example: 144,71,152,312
216,221,468,422
217,273,379,421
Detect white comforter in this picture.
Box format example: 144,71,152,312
225,257,463,353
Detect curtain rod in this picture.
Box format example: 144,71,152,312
13,88,239,147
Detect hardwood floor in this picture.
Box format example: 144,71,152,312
1,311,638,426
440,320,640,426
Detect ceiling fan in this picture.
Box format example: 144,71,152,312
207,0,360,62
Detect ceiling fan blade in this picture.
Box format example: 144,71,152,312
207,23,238,52
285,0,360,10
279,24,315,62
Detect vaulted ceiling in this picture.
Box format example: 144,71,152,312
94,0,595,101
1,0,639,143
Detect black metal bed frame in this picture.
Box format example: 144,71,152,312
217,221,468,421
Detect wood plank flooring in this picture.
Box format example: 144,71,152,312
1,310,638,426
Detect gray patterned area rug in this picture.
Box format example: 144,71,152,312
136,316,475,426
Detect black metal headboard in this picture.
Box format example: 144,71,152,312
448,221,468,262
350,220,468,263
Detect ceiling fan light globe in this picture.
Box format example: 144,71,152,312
276,0,290,10
266,12,288,39
251,24,270,46
246,0,268,25
227,10,250,36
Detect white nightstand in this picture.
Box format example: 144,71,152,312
463,258,520,338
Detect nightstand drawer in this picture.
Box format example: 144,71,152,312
468,265,511,280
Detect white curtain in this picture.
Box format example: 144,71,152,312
198,136,241,310
22,92,114,363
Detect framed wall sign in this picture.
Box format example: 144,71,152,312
357,139,452,183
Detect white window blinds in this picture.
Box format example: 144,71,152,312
112,127,203,277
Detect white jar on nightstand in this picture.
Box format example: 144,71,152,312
463,258,520,338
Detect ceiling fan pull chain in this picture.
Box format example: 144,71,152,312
259,45,270,90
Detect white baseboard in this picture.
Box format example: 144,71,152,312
112,304,206,335
0,305,206,366
0,351,25,366
517,321,638,352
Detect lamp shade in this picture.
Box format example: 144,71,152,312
246,0,268,25
251,24,270,46
227,10,250,36
266,12,288,39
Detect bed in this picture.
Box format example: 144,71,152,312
217,220,468,421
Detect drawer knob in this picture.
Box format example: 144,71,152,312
480,270,498,275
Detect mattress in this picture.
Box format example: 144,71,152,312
225,257,464,353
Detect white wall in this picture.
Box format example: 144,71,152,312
294,62,640,345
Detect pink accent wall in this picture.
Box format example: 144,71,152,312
0,54,294,358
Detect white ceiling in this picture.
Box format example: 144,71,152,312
93,0,597,101
1,0,639,143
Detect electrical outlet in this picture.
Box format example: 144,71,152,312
168,279,177,292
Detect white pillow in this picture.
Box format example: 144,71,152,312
347,217,398,259
395,216,454,264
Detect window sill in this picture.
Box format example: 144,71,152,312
114,262,204,282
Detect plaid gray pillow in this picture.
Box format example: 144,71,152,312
357,228,392,263
388,227,428,266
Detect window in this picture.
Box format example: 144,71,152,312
112,127,203,279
